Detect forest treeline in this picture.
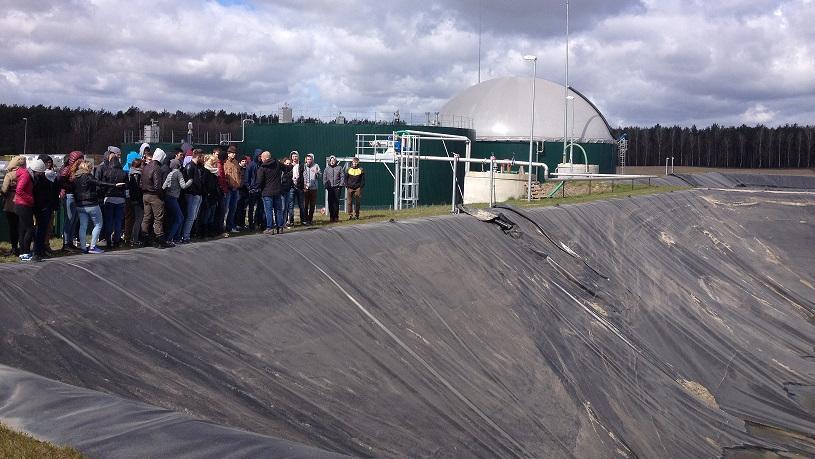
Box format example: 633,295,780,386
610,124,815,169
2,104,814,168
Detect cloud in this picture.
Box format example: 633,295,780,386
0,0,813,128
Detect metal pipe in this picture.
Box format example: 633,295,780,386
563,0,570,165
451,154,459,213
665,157,669,175
22,117,27,155
671,156,675,174
523,56,538,201
489,156,495,207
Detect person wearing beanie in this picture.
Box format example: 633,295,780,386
73,160,126,254
1,156,25,256
59,151,85,252
323,155,345,223
140,147,171,248
101,156,129,248
302,153,321,225
162,158,192,245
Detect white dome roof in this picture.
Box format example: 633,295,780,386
440,77,614,142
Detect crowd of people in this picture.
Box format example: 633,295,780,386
0,143,366,261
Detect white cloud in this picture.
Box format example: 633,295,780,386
0,0,812,127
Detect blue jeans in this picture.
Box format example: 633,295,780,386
182,194,202,240
224,189,239,231
282,188,294,225
102,202,125,244
288,187,304,223
165,196,183,242
62,194,79,246
262,195,284,229
77,205,103,250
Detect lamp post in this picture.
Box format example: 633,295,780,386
563,0,570,165
566,95,575,164
523,55,537,201
22,117,28,155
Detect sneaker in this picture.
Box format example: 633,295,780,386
19,253,33,262
159,240,174,248
87,246,105,254
130,240,144,247
63,244,82,253
178,239,191,244
230,228,240,233
263,228,274,234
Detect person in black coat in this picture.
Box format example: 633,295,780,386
101,157,129,247
255,151,292,234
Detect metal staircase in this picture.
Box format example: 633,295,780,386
394,134,420,209
617,135,628,174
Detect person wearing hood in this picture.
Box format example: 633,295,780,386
59,150,85,252
140,147,171,248
302,153,321,225
127,158,144,246
345,156,365,220
122,151,141,244
323,155,345,223
1,155,25,256
14,158,45,261
101,157,129,248
255,151,292,234
33,155,60,258
162,158,192,245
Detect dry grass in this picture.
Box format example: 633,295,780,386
0,423,84,458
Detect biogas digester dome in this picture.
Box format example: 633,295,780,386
441,76,618,175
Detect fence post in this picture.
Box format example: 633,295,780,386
665,157,669,175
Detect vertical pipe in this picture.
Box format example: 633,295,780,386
671,156,675,174
665,157,669,175
23,118,28,155
489,156,495,207
451,154,459,213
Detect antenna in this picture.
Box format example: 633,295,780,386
478,0,482,83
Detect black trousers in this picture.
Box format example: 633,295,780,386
15,204,34,255
327,187,342,221
4,210,19,252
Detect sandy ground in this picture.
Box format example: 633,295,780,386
619,166,815,176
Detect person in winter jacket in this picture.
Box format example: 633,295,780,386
243,149,263,230
1,155,25,256
33,155,59,258
59,150,85,252
101,157,129,248
284,151,304,226
302,153,321,225
255,151,292,233
73,160,125,254
128,159,144,246
122,151,141,243
280,155,295,227
202,154,223,237
235,155,250,229
14,158,45,261
345,157,365,220
180,149,205,242
323,155,345,223
140,147,170,247
162,159,192,245
223,145,242,233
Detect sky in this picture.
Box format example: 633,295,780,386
1,0,814,127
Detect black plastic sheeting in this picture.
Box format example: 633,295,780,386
669,172,815,189
1,182,814,457
0,365,344,458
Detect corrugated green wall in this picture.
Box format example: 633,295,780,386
473,141,617,177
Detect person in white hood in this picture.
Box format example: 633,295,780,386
139,147,171,247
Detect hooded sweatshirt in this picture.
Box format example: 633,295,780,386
141,148,166,195
162,159,192,198
103,158,129,204
139,143,151,156
123,151,141,172
14,168,35,208
323,156,345,188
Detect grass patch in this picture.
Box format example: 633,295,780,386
0,184,687,264
0,423,84,458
